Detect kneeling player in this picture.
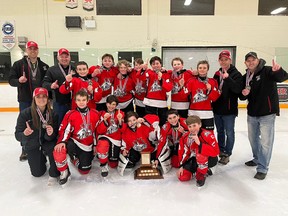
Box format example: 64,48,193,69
178,115,219,187
96,95,125,177
117,112,160,175
53,90,100,186
157,109,188,168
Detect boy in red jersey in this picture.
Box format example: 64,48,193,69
156,109,188,168
168,57,194,118
178,115,219,187
141,56,173,126
53,90,100,186
113,60,135,113
185,60,221,130
59,61,102,110
89,54,119,111
96,95,125,177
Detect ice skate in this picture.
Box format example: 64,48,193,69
59,168,71,186
100,163,109,177
47,176,58,186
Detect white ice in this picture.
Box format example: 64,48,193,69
0,109,288,216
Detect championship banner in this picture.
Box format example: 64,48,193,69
83,0,94,11
66,0,78,9
1,21,16,50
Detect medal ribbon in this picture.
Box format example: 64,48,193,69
36,107,49,126
246,70,254,87
58,63,72,78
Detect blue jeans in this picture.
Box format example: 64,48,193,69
247,114,276,174
53,102,70,127
214,114,236,156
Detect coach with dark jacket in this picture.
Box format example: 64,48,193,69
240,52,288,180
212,50,243,165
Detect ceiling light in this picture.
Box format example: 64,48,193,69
184,0,192,6
271,7,287,15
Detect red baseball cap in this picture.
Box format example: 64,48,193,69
33,87,48,97
26,41,38,49
58,48,70,56
219,50,231,60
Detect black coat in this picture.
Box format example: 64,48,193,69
42,64,74,105
9,57,49,102
212,64,243,116
15,107,58,151
240,59,288,116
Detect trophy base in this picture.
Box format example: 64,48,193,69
134,166,163,180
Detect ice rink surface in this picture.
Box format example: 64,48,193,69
0,109,288,216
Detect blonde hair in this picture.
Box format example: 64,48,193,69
185,115,201,125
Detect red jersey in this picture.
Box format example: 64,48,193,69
156,118,188,158
97,110,125,147
121,123,156,153
130,69,147,106
113,75,135,109
185,77,221,118
178,129,219,166
89,65,118,103
141,69,173,108
59,76,102,110
168,69,195,110
57,108,100,152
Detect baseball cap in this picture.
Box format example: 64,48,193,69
33,87,48,97
26,41,38,49
245,52,258,61
58,48,70,56
219,50,231,60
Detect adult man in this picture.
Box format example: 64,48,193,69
9,41,49,161
240,52,288,180
42,48,74,125
212,50,243,165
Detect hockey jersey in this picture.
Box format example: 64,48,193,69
156,117,188,158
97,110,125,147
141,69,173,108
130,69,147,106
113,75,135,108
59,76,102,110
178,129,219,166
89,65,119,103
57,108,100,152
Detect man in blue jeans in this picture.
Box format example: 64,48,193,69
9,41,49,161
212,50,243,165
240,52,288,180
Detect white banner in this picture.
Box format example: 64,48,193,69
66,0,78,9
1,20,16,50
83,0,94,11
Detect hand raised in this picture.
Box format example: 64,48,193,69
272,58,281,72
51,80,59,89
24,121,33,136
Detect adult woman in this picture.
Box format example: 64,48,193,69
15,87,59,183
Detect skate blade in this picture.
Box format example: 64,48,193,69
60,176,71,188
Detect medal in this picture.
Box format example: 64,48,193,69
245,86,251,90
36,107,49,129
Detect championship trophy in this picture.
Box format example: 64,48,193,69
134,152,163,180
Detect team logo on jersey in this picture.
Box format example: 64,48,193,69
101,79,112,91
150,80,162,92
114,87,126,97
171,83,181,95
132,138,147,152
135,81,146,95
77,127,92,139
107,118,118,134
193,89,207,103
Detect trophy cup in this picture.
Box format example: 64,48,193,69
134,152,163,180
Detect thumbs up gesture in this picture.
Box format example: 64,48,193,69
272,58,281,72
51,80,59,89
222,68,229,79
24,121,34,136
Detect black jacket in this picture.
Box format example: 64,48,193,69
212,65,243,115
42,64,74,105
9,57,49,102
15,107,58,151
240,59,288,116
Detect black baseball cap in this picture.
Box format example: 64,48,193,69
245,52,258,61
